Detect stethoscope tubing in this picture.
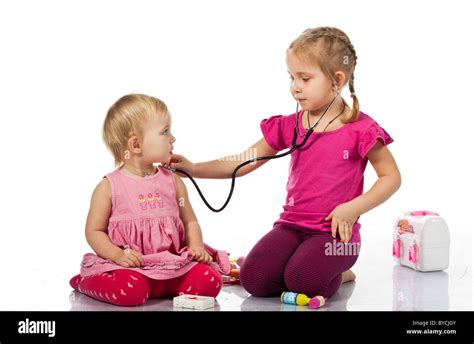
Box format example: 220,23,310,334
164,95,340,212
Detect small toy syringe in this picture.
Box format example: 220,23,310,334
281,292,327,309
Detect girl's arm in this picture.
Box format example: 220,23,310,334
326,142,401,243
85,179,144,267
170,137,278,179
351,142,402,215
174,174,212,263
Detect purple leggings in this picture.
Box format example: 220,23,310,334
240,223,360,298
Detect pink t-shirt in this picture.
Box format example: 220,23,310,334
261,111,393,238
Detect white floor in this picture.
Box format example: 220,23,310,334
1,229,471,312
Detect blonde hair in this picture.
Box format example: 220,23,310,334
288,27,359,123
102,94,169,166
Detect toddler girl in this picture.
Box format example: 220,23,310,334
70,94,230,306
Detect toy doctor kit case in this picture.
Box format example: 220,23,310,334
392,210,450,272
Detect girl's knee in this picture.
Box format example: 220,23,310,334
69,274,81,290
112,270,150,306
183,264,222,298
240,265,282,297
196,263,222,285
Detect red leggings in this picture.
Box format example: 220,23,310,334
70,263,222,307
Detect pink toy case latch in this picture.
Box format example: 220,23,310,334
408,243,418,264
392,239,401,259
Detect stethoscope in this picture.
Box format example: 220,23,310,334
162,92,345,212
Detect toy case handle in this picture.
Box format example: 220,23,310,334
410,210,439,217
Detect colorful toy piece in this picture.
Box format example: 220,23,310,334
281,292,327,309
173,294,215,310
222,256,245,285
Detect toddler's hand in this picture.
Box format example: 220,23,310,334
166,154,195,177
113,248,145,268
325,203,360,244
188,246,213,264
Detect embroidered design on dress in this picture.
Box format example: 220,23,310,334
155,192,163,208
148,193,156,209
138,191,164,210
138,194,147,210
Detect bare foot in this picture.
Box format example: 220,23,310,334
342,270,356,283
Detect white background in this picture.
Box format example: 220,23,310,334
0,0,472,301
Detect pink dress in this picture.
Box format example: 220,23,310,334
80,167,230,279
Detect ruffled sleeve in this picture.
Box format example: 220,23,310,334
260,115,288,151
358,122,394,158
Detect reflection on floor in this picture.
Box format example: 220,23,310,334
2,228,471,311
67,282,357,312
67,263,470,311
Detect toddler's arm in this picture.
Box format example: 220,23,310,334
174,174,212,263
170,137,278,179
85,179,144,267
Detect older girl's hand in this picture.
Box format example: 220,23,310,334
165,154,195,178
325,202,360,244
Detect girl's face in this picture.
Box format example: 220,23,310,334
286,51,337,113
141,113,175,164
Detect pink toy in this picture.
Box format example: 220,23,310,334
393,210,449,272
308,295,327,309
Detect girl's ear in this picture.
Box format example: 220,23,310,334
127,135,142,154
334,71,347,89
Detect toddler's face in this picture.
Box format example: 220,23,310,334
286,51,335,112
141,113,175,164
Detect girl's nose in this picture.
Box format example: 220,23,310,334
291,80,301,94
170,135,176,143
